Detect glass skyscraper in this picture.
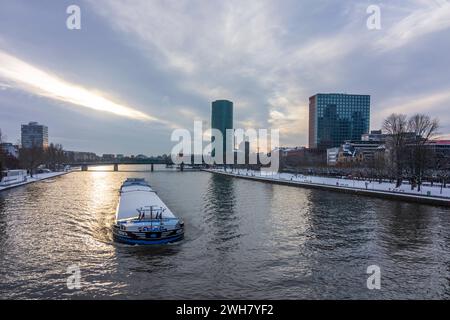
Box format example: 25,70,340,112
309,94,370,149
211,100,233,157
21,121,49,149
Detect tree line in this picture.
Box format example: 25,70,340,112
1,129,69,178
18,143,67,176
382,113,444,191
278,112,448,190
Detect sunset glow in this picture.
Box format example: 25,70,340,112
0,50,157,121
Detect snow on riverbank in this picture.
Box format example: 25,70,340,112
206,168,450,200
0,171,70,192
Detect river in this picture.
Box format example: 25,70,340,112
0,165,449,299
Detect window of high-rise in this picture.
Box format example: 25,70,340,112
309,94,370,149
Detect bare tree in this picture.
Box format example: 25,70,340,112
372,149,387,183
44,143,67,171
408,114,440,141
19,143,44,177
436,148,449,192
383,113,409,188
44,143,57,170
407,114,440,191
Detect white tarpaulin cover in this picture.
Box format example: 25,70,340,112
115,184,176,221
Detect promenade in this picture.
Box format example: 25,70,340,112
0,171,70,192
205,168,450,207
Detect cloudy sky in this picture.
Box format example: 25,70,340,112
1,0,450,155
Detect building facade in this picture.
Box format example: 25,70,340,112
21,122,48,149
361,130,386,142
279,147,327,168
102,154,116,161
211,100,233,157
426,140,450,170
64,151,99,162
309,94,370,149
0,143,19,158
327,130,386,166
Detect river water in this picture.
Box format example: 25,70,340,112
0,165,449,299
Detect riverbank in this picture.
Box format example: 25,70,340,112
0,171,71,192
204,168,450,207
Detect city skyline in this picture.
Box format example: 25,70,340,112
2,1,450,303
1,1,450,155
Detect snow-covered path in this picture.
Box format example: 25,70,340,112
0,171,70,192
205,168,450,205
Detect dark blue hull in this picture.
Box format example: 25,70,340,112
113,231,184,245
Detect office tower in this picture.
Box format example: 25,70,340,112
21,121,49,149
211,100,233,158
309,94,370,149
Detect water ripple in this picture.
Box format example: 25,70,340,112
1,166,450,299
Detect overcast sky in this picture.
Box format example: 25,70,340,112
1,0,450,155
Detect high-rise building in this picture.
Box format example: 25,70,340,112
309,93,370,149
211,100,233,157
21,122,49,149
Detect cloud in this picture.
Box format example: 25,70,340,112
2,0,449,153
373,89,450,128
381,90,450,114
85,0,450,145
0,82,12,90
86,1,329,139
0,50,159,122
374,1,450,51
435,134,450,140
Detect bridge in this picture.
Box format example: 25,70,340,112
67,159,173,172
66,157,249,172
